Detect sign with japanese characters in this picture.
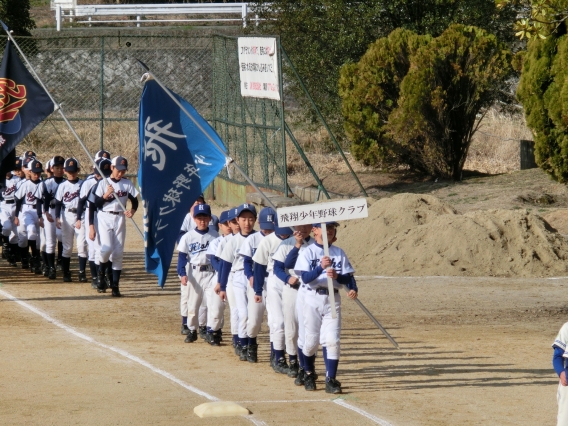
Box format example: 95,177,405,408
276,198,368,227
238,37,280,101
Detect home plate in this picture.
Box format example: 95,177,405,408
194,401,250,418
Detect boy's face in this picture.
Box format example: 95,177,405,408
219,222,231,236
296,224,313,239
65,169,79,180
229,219,240,234
13,169,24,178
194,214,210,231
111,166,126,179
30,171,41,181
52,164,64,178
312,224,336,244
237,211,256,234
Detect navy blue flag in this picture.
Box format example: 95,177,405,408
0,40,55,163
139,79,227,287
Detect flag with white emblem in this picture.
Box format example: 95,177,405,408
138,79,226,287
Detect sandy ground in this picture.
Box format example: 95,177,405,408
0,215,564,425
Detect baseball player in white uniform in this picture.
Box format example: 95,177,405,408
294,221,358,394
93,156,139,297
54,158,86,282
214,207,240,348
553,322,568,425
0,157,23,267
217,203,258,361
272,224,315,380
79,158,111,289
14,159,43,273
177,204,223,344
38,156,65,279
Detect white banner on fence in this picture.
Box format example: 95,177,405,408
238,37,280,101
276,198,368,227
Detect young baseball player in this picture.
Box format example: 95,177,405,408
251,213,293,369
78,158,111,289
14,159,43,273
294,222,358,394
0,157,23,267
54,158,86,282
38,156,65,279
93,156,139,297
265,224,313,378
236,206,277,363
214,207,240,348
177,204,222,344
553,322,568,425
217,203,257,360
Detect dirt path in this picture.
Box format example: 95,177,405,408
0,218,563,425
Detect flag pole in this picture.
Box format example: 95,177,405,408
1,24,144,241
137,61,278,212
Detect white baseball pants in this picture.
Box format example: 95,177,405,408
97,211,125,269
303,290,341,360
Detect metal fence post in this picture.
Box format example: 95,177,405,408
277,37,287,197
100,36,105,151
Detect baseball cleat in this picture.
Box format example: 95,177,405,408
90,277,98,289
304,373,316,391
274,357,289,374
325,378,342,394
234,343,242,356
294,368,305,386
111,286,122,297
78,271,87,282
288,361,299,378
198,326,207,340
239,345,248,361
48,268,57,280
247,344,258,363
209,331,222,346
63,272,72,282
181,324,190,335
184,330,198,343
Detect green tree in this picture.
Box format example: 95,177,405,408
0,0,35,37
341,25,512,179
338,29,431,167
250,0,517,134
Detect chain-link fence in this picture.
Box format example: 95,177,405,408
10,33,288,193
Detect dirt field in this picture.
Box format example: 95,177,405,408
0,211,564,425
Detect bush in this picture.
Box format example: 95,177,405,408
340,25,512,179
516,28,568,182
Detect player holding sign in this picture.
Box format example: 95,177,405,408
294,221,358,394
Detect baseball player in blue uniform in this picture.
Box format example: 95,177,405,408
294,222,358,394
0,157,23,267
93,156,139,297
177,204,222,344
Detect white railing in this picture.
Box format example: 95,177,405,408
51,1,255,31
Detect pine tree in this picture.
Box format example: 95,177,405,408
0,0,35,37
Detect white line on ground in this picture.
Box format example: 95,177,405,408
236,399,330,404
0,288,392,426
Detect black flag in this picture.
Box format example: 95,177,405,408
0,39,55,165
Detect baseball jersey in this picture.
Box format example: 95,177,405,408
294,243,355,290
94,177,139,212
215,233,233,258
40,176,64,211
272,235,315,279
253,232,288,273
78,177,99,218
220,232,253,272
553,322,568,356
55,178,84,211
1,175,21,202
178,228,219,265
15,179,42,207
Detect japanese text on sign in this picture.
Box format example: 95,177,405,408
277,198,368,227
238,37,280,101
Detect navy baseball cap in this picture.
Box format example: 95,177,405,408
30,160,43,173
219,210,229,224
313,222,340,228
51,155,65,167
258,207,276,230
64,157,80,172
96,158,112,178
95,150,111,161
227,207,238,221
237,203,257,218
23,156,35,169
194,203,212,216
209,214,219,232
13,158,22,170
111,156,128,171
274,217,292,235
24,150,36,159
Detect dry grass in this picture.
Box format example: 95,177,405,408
464,109,533,174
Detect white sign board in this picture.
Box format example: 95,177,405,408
276,198,368,227
238,37,280,101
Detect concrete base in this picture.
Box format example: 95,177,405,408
193,401,250,418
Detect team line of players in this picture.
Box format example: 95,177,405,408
0,150,139,297
177,200,358,394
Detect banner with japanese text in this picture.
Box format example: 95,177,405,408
139,79,226,287
238,37,280,101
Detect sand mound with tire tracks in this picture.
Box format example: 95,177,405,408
339,193,568,277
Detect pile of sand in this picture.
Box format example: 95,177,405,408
339,193,568,277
